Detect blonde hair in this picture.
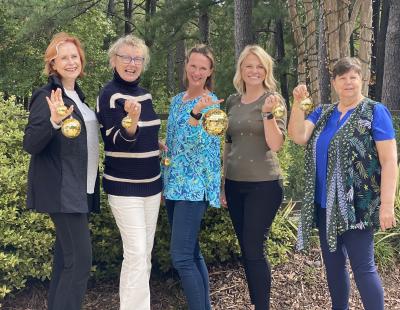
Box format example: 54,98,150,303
184,44,215,91
44,32,86,77
233,45,278,94
108,34,150,71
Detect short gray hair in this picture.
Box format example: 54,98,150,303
108,35,150,70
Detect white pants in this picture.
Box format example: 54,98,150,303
108,193,161,310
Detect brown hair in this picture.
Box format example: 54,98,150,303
184,44,215,91
44,32,86,77
332,57,362,79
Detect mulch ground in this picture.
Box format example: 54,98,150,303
2,248,400,310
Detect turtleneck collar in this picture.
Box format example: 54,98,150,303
113,70,141,88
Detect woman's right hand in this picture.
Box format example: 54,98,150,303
124,99,141,121
46,88,74,125
292,84,309,105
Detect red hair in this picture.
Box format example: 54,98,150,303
43,32,86,77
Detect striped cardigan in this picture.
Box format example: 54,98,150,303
96,72,162,197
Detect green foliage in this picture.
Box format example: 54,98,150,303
278,138,305,201
0,95,53,299
0,94,299,299
372,116,400,269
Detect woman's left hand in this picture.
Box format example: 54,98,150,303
262,93,281,113
193,93,224,114
159,140,168,152
379,203,396,231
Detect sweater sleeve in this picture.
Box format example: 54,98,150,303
96,89,140,152
23,89,58,155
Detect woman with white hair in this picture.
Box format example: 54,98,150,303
96,34,162,310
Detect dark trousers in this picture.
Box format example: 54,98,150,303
48,213,92,310
317,207,384,310
166,200,211,310
225,179,283,310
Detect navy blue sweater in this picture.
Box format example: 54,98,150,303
96,72,162,197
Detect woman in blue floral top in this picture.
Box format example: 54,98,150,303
163,44,223,310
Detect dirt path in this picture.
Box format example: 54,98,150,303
2,250,399,310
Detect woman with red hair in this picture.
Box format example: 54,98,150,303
23,32,100,310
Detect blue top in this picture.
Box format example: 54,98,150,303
96,71,162,197
163,92,221,208
307,103,395,208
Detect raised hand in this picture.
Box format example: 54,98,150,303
46,88,74,125
193,93,224,113
292,84,309,104
262,93,282,113
124,99,141,121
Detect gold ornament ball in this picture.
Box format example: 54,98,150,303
299,97,313,112
61,118,81,138
56,105,68,117
163,157,171,166
122,116,133,129
272,104,285,118
202,109,228,136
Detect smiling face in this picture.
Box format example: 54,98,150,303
332,69,363,101
240,53,266,88
111,44,144,82
51,42,82,85
185,52,213,90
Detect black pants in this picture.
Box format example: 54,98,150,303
48,213,92,310
225,179,283,310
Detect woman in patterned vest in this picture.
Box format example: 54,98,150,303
288,57,397,310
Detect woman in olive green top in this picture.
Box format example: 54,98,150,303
221,45,286,310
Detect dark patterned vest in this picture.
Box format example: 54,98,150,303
297,98,381,252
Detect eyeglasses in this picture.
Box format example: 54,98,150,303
116,54,145,65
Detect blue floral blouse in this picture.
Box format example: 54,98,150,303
163,91,221,208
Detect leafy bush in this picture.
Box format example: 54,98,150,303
0,95,53,300
0,95,300,300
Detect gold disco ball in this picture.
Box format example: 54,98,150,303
272,104,286,118
202,109,228,136
121,116,133,129
56,105,68,117
299,97,314,113
61,118,81,138
162,157,171,166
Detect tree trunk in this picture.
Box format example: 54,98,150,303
145,0,157,47
359,0,373,95
369,0,381,99
318,0,331,105
165,0,175,94
124,0,133,35
287,0,306,83
176,38,186,92
382,0,400,110
274,18,289,107
234,0,254,60
304,0,319,103
199,1,209,44
324,0,341,72
107,0,115,17
375,0,390,101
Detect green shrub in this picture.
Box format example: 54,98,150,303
0,94,298,300
0,95,53,300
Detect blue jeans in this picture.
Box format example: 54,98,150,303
317,207,384,310
166,200,211,310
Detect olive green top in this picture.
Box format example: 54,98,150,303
224,93,286,182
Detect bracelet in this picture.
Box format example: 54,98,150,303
190,109,202,120
261,112,274,120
